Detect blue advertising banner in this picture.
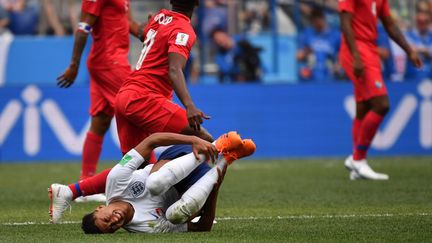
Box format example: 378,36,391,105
0,81,431,162
3,37,90,87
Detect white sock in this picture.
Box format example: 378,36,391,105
146,152,207,196
165,158,227,224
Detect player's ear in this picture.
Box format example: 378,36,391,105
95,205,104,211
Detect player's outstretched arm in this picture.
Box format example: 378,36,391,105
135,133,218,163
339,11,364,78
168,53,210,131
57,12,97,88
381,15,423,68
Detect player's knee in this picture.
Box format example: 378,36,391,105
180,127,214,142
194,129,214,142
146,173,167,196
200,131,214,142
166,198,199,224
166,199,189,224
373,101,390,116
90,113,112,135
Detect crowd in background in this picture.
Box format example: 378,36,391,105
1,0,431,83
297,0,432,82
0,0,79,36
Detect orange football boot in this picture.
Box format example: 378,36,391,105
223,139,256,164
215,131,243,152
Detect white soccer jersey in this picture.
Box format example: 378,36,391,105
105,149,188,233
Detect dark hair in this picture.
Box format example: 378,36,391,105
416,1,429,13
170,0,199,11
81,212,103,234
209,26,226,39
311,8,325,19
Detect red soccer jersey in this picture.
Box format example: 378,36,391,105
82,0,130,69
339,0,390,43
123,9,196,99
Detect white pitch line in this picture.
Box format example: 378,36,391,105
2,220,80,226
2,213,431,226
216,212,432,221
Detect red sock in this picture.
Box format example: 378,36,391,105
149,151,157,164
68,168,112,200
81,132,103,179
352,118,362,152
353,111,384,161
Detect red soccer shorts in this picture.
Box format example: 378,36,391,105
340,41,388,102
88,66,131,117
114,88,189,154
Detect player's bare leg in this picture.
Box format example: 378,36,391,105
345,95,389,180
181,126,214,142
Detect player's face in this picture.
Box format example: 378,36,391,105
416,12,430,33
312,17,326,32
213,31,234,50
93,205,126,233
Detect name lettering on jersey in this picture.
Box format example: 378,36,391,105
154,13,173,25
128,181,145,198
175,33,189,46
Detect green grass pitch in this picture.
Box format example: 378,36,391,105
0,157,431,242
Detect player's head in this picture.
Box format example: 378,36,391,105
81,212,103,234
415,9,430,34
210,27,234,51
310,8,326,31
170,0,199,13
82,205,127,234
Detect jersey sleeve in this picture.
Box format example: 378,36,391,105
339,0,354,13
378,0,391,18
81,0,105,16
167,26,196,60
107,149,146,183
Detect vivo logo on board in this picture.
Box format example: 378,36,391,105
344,80,432,150
0,85,120,156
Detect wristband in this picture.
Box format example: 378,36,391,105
78,22,92,34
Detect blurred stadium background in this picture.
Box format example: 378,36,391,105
1,0,432,241
0,0,431,161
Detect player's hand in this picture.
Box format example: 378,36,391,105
57,63,78,88
408,51,423,69
353,56,364,78
191,137,219,163
186,105,210,131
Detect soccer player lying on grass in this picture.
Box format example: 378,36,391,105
49,132,255,233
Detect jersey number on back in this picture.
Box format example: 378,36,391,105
136,29,158,70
